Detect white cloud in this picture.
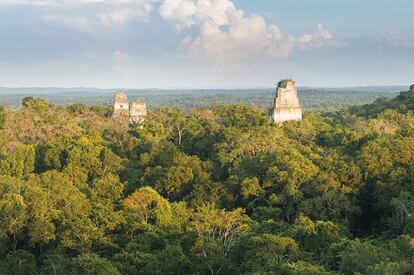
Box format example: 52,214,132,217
160,0,340,63
159,0,197,29
387,30,413,48
3,0,341,64
97,4,153,25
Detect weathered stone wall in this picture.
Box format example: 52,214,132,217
130,100,147,125
271,107,302,122
271,79,302,123
112,92,130,127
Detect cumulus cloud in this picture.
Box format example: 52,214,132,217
160,0,340,63
387,30,413,48
159,0,197,29
2,0,341,63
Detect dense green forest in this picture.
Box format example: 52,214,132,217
0,87,414,275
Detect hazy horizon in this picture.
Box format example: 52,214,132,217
0,84,410,91
0,85,403,111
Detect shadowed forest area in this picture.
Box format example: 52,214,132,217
0,87,414,274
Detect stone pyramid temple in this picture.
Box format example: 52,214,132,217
270,79,302,123
112,92,147,127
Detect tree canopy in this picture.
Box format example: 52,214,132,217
0,88,414,274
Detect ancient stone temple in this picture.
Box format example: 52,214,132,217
112,92,130,127
112,92,147,127
270,79,302,123
130,100,147,125
410,84,414,92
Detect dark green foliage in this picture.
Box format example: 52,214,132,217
338,240,384,274
0,105,5,129
240,234,299,273
73,252,120,275
68,103,88,114
0,250,38,275
280,261,332,275
0,86,413,274
350,87,414,117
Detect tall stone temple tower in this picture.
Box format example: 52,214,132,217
113,92,130,127
410,85,414,92
270,79,302,123
112,92,147,127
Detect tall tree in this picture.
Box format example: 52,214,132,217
189,204,251,275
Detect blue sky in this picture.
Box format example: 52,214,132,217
0,0,413,88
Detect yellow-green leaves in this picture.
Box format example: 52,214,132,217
0,145,35,177
189,204,251,274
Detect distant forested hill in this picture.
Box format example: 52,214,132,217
350,87,414,117
0,86,403,111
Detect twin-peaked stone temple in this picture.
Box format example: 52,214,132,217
269,79,303,123
112,91,147,128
